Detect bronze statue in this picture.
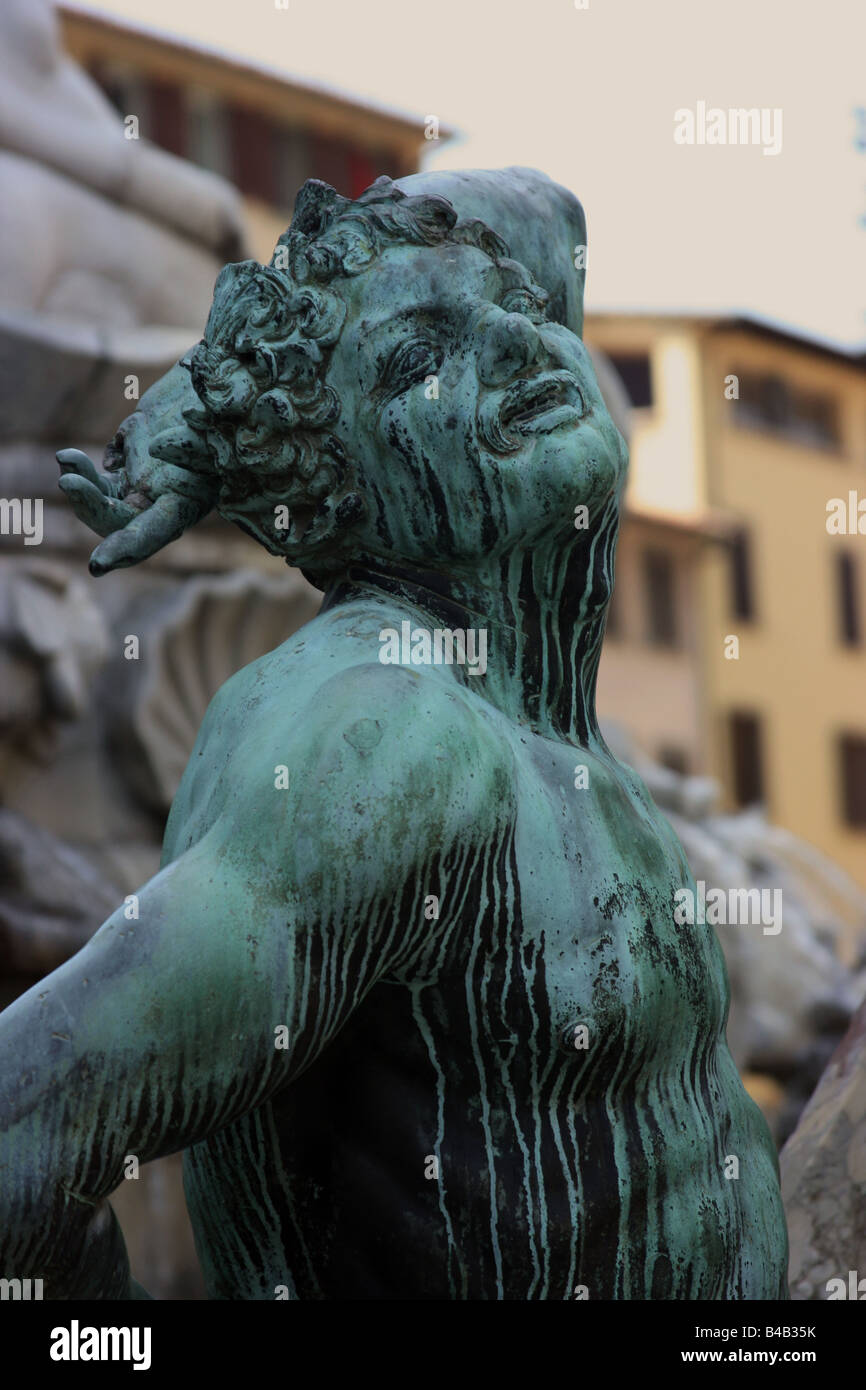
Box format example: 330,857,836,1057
0,170,789,1299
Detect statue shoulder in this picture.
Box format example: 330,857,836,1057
195,651,516,888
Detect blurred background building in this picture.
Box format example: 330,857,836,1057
590,313,866,892
60,5,431,257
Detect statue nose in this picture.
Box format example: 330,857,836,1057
478,312,541,387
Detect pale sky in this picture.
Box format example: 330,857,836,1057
69,0,866,348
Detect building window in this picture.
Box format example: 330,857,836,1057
229,106,277,202
794,389,839,449
839,734,866,827
608,353,652,409
729,529,755,621
836,553,861,645
80,61,408,216
348,147,378,199
643,549,678,647
732,369,839,450
147,78,187,158
311,134,353,195
90,62,150,134
187,89,231,179
729,711,765,807
275,127,311,214
659,746,690,775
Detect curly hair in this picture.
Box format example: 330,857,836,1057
180,175,512,581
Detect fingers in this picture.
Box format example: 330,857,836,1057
56,449,113,495
142,460,217,503
88,492,207,575
58,434,215,574
58,474,138,538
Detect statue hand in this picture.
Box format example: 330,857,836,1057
57,398,218,576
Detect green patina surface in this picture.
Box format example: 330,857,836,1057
0,169,789,1299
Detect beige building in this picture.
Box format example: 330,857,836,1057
589,312,866,888
60,4,433,261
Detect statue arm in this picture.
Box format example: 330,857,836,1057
0,670,512,1299
0,815,400,1299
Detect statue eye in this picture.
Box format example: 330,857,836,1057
499,287,547,323
380,338,442,392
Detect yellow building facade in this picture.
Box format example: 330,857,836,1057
589,312,866,889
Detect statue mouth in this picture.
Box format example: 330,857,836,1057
499,371,585,435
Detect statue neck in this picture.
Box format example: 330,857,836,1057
322,531,617,748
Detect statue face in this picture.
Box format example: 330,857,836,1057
325,240,628,566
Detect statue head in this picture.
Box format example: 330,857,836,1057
166,174,627,590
